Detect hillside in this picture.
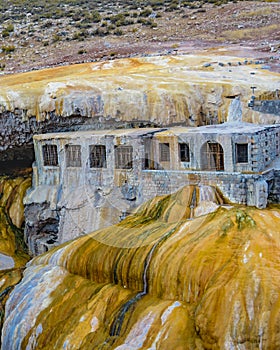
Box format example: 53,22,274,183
0,0,279,74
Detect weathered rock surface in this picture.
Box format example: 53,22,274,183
0,176,31,263
2,186,280,349
1,54,279,161
0,176,31,336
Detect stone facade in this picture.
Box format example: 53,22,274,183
24,122,280,255
251,100,280,116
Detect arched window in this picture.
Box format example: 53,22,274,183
201,142,224,171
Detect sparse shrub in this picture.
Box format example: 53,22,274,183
91,10,101,23
93,27,110,36
41,20,53,28
78,49,87,54
114,28,123,36
1,45,15,53
2,30,10,38
108,24,116,30
137,18,155,26
5,23,14,33
166,3,179,11
140,8,153,17
52,34,61,42
72,29,89,40
110,13,125,24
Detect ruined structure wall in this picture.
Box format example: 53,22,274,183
141,170,271,208
252,100,280,116
251,129,279,172
269,170,280,203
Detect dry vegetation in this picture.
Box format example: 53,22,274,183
0,0,279,73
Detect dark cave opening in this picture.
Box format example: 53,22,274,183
0,146,35,176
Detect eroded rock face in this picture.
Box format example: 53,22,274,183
2,187,280,349
1,54,279,161
0,176,31,337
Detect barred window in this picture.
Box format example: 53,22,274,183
66,145,81,167
115,145,133,169
159,143,170,162
42,144,58,166
236,144,248,163
89,145,107,168
179,143,190,162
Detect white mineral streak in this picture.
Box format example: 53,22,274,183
160,301,181,324
149,301,183,349
0,253,14,271
1,265,67,350
227,96,243,122
115,312,156,350
90,316,99,332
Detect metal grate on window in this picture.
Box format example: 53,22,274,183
179,143,190,162
236,144,248,163
42,144,58,166
159,143,170,162
115,145,133,169
89,145,107,168
66,145,81,167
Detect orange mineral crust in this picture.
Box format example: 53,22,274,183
2,186,280,349
1,55,279,125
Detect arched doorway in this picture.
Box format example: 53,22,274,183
201,142,224,171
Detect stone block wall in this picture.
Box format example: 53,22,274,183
252,100,280,116
141,170,272,208
251,128,279,171
268,170,280,203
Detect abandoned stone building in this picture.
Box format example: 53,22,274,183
24,122,280,255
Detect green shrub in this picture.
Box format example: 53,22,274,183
5,23,14,32
114,28,123,36
1,45,15,53
2,30,10,38
140,8,153,17
91,10,101,23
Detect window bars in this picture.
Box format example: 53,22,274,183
42,144,58,166
115,145,133,169
89,145,107,168
159,143,170,162
66,145,82,167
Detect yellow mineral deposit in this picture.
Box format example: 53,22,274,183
0,177,31,269
2,185,280,349
0,54,279,124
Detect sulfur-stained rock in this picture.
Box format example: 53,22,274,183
2,185,280,349
0,54,279,160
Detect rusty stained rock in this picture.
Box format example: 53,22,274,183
0,54,279,125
